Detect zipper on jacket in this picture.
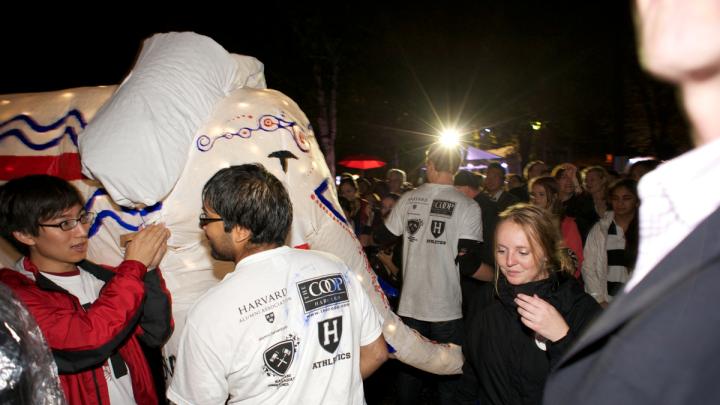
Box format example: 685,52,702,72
80,301,104,404
91,368,103,404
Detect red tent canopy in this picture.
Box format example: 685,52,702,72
338,154,386,170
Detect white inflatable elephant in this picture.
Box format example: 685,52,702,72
0,32,462,377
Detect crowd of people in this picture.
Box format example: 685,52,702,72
2,0,720,403
345,154,651,404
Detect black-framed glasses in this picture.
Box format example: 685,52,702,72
38,211,96,231
199,212,224,227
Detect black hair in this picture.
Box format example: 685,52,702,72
202,164,292,246
607,178,638,201
337,196,352,214
0,175,84,255
607,178,640,270
453,170,482,189
486,162,507,178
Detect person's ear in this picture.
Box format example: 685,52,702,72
230,226,251,245
12,231,36,247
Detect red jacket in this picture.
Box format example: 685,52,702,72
0,257,173,404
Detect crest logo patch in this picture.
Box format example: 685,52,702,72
263,339,297,376
407,219,423,235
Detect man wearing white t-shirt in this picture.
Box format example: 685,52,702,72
167,164,387,405
374,143,483,404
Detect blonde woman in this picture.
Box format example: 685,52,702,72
529,176,584,279
581,166,610,218
458,204,600,405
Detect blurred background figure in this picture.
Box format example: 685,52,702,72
552,163,597,242
338,175,372,245
582,179,639,307
627,159,661,182
507,173,529,202
523,160,549,182
386,168,408,195
454,170,499,313
484,162,520,212
529,176,584,279
581,166,611,218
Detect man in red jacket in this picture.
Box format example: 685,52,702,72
0,174,173,405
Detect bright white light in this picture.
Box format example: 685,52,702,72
439,128,461,147
501,162,508,169
484,128,491,133
628,156,655,165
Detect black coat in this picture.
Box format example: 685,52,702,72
458,273,601,405
544,206,720,404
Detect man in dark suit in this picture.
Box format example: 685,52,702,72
483,163,519,212
544,1,720,403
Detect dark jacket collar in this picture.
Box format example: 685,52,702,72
22,257,115,293
560,205,720,364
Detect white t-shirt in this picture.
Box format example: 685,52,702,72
42,269,135,405
385,183,482,321
167,246,383,405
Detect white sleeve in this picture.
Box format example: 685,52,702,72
458,200,483,242
167,321,229,405
384,193,409,236
582,223,608,303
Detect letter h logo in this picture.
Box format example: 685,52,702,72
318,316,343,354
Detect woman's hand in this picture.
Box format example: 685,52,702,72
515,293,570,342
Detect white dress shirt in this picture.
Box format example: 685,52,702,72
626,138,720,291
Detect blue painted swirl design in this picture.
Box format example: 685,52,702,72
196,114,310,153
84,189,163,237
0,110,87,150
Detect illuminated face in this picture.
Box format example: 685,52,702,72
583,170,603,194
201,205,234,262
23,204,89,272
609,187,638,218
530,184,549,209
496,220,547,285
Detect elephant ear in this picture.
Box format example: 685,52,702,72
78,31,265,208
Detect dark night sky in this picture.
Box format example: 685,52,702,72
1,2,688,174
